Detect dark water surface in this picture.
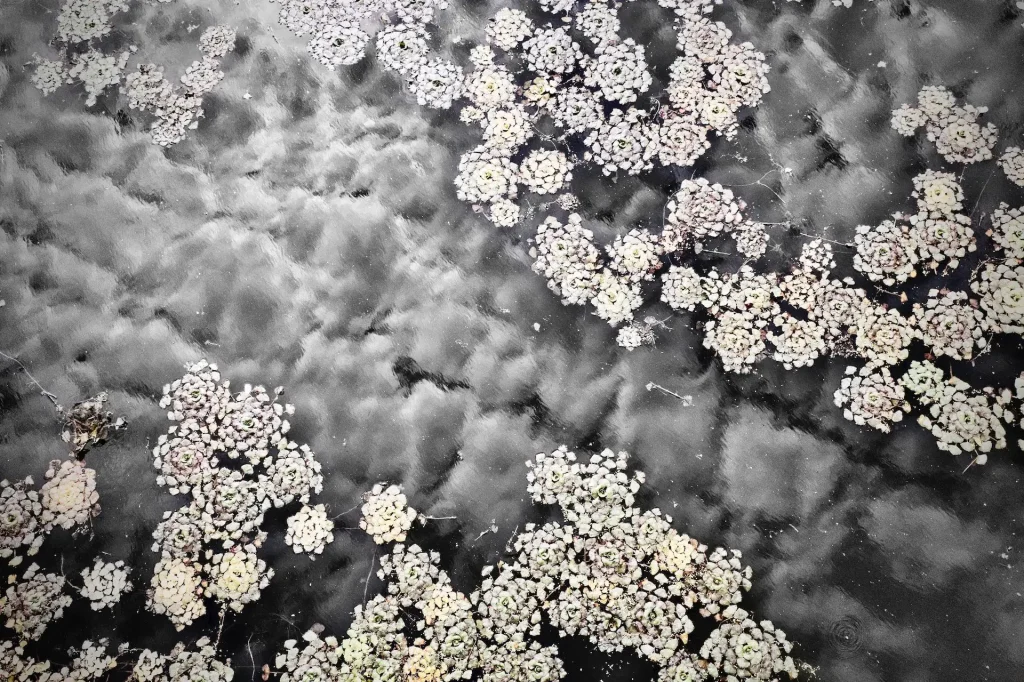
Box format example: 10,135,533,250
1,0,1023,680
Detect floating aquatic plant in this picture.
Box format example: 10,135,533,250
892,86,998,164
275,446,803,682
1,562,72,641
79,558,132,610
146,360,329,629
0,477,44,566
31,0,235,146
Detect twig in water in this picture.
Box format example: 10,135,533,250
330,501,362,521
272,613,300,634
362,549,377,607
645,382,693,406
473,521,499,543
0,351,60,407
214,608,227,650
962,454,987,473
970,167,998,220
503,525,519,552
246,634,256,682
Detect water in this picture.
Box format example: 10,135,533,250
1,0,1023,680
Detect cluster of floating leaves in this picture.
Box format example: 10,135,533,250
457,0,770,227
0,390,131,660
359,483,421,545
1000,147,1024,187
30,0,235,146
1,477,44,565
0,393,235,680
532,152,1024,461
285,502,335,555
1,638,122,681
786,0,861,7
40,459,101,532
891,86,998,165
132,637,234,682
524,155,1019,462
147,360,330,630
0,421,137,652
274,0,769,229
79,558,132,610
275,446,801,682
264,0,1024,467
123,26,237,146
1,562,73,641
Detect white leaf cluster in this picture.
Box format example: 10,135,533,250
359,483,419,544
66,49,133,106
56,0,128,43
123,26,234,146
455,146,519,204
576,3,620,45
891,85,998,164
0,563,72,641
147,360,328,628
34,0,235,147
530,213,602,305
999,147,1024,187
584,107,660,176
0,477,43,565
30,56,66,96
277,446,799,682
132,637,234,682
519,149,573,195
453,0,769,226
616,322,657,351
700,611,799,681
486,8,534,51
205,546,274,612
285,503,335,555
849,303,913,368
409,59,465,109
584,39,652,104
1,638,118,682
833,366,908,433
910,290,985,360
40,459,100,532
973,260,1024,334
80,559,132,610
607,229,664,283
990,202,1024,258
854,171,976,283
917,384,1009,457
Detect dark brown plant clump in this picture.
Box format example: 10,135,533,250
60,392,126,458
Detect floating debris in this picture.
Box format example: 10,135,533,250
60,392,125,458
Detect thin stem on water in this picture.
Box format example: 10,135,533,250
0,351,61,407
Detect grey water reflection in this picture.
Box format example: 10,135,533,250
1,0,1023,680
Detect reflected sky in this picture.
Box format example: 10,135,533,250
1,0,1023,680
